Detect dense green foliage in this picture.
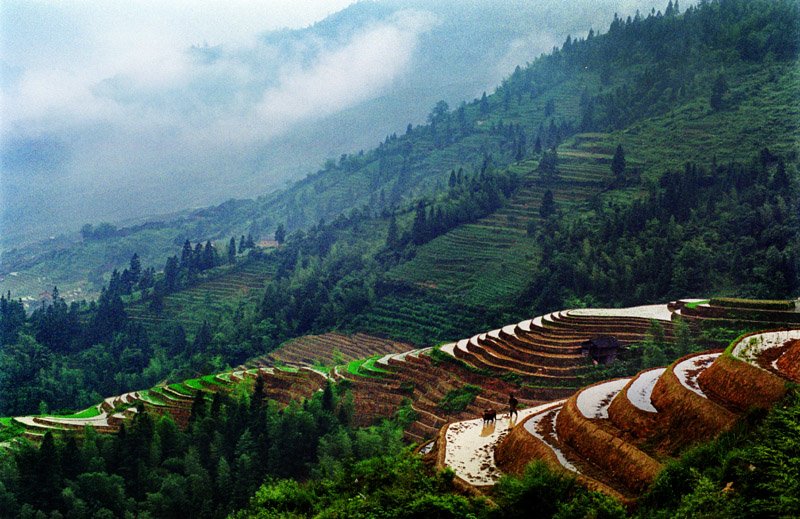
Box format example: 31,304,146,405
437,384,482,414
636,388,800,518
0,383,405,519
2,0,799,420
1,2,799,517
229,452,626,519
520,155,798,313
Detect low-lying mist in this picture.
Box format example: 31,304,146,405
0,0,676,249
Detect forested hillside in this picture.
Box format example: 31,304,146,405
1,1,799,517
2,0,798,417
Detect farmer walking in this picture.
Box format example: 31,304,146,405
508,393,518,420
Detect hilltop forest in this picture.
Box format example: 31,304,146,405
1,1,799,518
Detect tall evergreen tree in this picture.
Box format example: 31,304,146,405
611,144,626,184
164,255,180,291
274,224,286,245
202,241,217,270
180,240,194,270
129,253,141,285
386,214,399,250
228,237,237,265
710,74,728,111
411,201,428,245
540,189,557,219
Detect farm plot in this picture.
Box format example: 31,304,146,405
126,259,274,334
349,291,486,346
243,332,412,370
391,138,617,308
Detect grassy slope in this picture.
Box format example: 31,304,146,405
607,59,799,177
389,137,620,308
125,257,275,335
374,56,799,322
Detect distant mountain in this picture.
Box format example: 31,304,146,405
1,0,668,248
2,0,798,311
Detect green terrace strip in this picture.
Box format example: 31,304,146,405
168,383,194,395
58,406,103,419
686,300,710,309
184,378,207,391
137,390,167,405
710,298,796,311
275,366,299,373
346,359,384,379
201,374,228,387
0,419,25,443
361,356,391,375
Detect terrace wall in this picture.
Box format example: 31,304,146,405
555,396,662,493
607,387,660,439
697,352,788,411
776,340,800,381
649,357,737,446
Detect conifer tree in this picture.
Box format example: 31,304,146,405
411,201,428,245
386,214,399,250
540,189,557,219
228,237,237,264
181,240,193,269
710,74,728,111
203,241,217,270
611,144,626,184
274,224,286,245
129,253,141,285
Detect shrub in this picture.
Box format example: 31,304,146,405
437,385,482,413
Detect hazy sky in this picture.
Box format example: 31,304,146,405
1,0,363,151
0,0,682,245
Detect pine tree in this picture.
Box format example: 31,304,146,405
611,144,626,184
274,224,286,245
386,214,399,250
193,242,204,271
228,237,237,264
540,189,557,218
164,255,179,290
411,201,428,245
129,253,141,285
710,74,727,111
202,241,217,270
180,240,193,269
539,148,559,178
192,322,213,352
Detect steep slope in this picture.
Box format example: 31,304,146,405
14,0,798,308
7,297,797,503
491,317,800,501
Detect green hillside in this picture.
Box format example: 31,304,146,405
125,258,275,335
1,2,799,517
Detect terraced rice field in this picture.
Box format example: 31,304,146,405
6,296,798,503
242,332,412,370
126,259,274,334
390,135,620,307
350,291,485,345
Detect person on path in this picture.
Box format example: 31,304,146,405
508,393,518,420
